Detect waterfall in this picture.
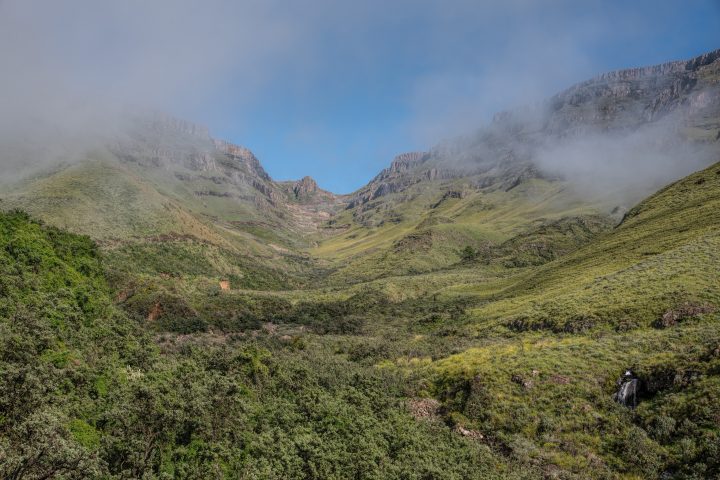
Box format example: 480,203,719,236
614,371,639,408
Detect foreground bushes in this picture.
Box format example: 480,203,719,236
7,206,720,478
0,211,527,479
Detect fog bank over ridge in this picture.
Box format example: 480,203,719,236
0,0,718,203
1,0,718,192
420,49,720,206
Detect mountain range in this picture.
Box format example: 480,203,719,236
3,48,719,293
2,48,720,479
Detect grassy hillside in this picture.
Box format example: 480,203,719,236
397,161,720,478
0,154,330,331
192,160,720,478
312,174,614,284
459,161,720,333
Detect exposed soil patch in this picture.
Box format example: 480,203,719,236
408,398,441,421
147,302,162,322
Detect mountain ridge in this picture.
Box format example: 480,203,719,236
2,48,719,290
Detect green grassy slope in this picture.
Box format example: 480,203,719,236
396,161,720,478
313,174,614,285
239,159,720,478
427,321,720,478
0,115,344,296
459,161,720,333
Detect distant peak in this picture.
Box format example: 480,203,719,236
292,176,319,197
389,152,426,172
299,175,317,185
392,151,425,164
146,112,211,139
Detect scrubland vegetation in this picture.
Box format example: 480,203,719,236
2,161,720,478
0,210,528,479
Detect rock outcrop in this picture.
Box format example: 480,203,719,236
213,139,272,182
529,48,720,134
290,176,319,198
346,152,429,208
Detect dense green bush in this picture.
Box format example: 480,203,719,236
0,211,532,479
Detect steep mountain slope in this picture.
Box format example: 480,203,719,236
0,115,349,298
456,159,720,331
311,49,720,283
3,114,345,245
0,115,351,330
315,162,611,284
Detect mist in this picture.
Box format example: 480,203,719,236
0,0,718,194
0,1,307,171
534,122,719,206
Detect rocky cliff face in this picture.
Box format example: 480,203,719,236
344,48,720,215
295,176,318,196
385,152,427,174
146,113,211,140
346,152,430,209
112,116,282,206
504,48,720,136
278,176,348,230
212,139,272,182
98,113,351,239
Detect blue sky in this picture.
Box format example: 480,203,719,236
205,1,720,193
2,0,720,192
